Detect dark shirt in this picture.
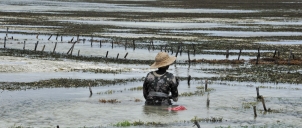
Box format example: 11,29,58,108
143,71,178,102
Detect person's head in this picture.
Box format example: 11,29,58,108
150,52,176,69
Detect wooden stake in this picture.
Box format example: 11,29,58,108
111,40,113,49
78,50,80,56
256,87,260,98
273,50,277,58
164,45,167,52
226,49,229,59
53,42,57,54
175,45,180,57
253,106,257,117
4,37,6,48
205,79,208,91
23,41,26,50
288,50,292,65
124,40,127,50
6,27,8,37
56,34,59,40
48,35,52,40
89,83,93,97
36,33,39,39
34,41,39,51
187,75,191,86
61,36,63,42
91,36,93,47
70,37,74,43
77,34,79,43
116,53,119,59
41,45,45,52
193,44,196,56
188,50,191,67
133,40,135,51
100,40,102,48
106,51,109,58
124,52,128,59
238,49,242,60
261,96,267,111
207,93,210,108
67,42,76,54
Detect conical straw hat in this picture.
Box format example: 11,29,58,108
150,52,176,68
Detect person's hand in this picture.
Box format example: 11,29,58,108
173,97,178,102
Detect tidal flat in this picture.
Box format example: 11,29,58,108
1,0,302,127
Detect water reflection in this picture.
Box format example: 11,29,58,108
143,105,178,116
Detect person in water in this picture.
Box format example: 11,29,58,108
143,52,179,106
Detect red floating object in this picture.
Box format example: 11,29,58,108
168,105,187,111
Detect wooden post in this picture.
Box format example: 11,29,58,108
91,36,93,47
207,93,210,108
77,34,79,43
164,45,167,52
273,50,277,58
253,106,257,117
160,46,162,52
123,40,126,50
6,27,8,37
256,87,260,98
133,40,135,51
56,34,59,40
226,49,229,59
179,45,182,56
111,40,113,49
78,50,80,56
61,36,63,42
116,53,119,59
256,46,260,64
57,125,59,128
256,53,260,64
4,37,6,48
193,44,196,56
34,41,39,51
67,42,76,54
205,79,208,91
152,40,154,51
238,49,242,60
70,37,74,43
48,35,52,40
175,45,180,57
188,50,191,67
70,45,74,55
187,75,191,86
106,51,109,58
288,50,292,65
23,41,26,50
41,45,45,52
53,42,57,54
124,52,128,59
261,96,267,111
89,83,93,97
100,40,102,48
36,33,39,39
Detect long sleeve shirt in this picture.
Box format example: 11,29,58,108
143,71,178,101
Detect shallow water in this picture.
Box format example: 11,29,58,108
1,81,302,127
1,0,302,127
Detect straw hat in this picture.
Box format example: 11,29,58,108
150,52,176,68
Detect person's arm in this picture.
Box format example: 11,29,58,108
170,76,179,102
143,74,149,100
